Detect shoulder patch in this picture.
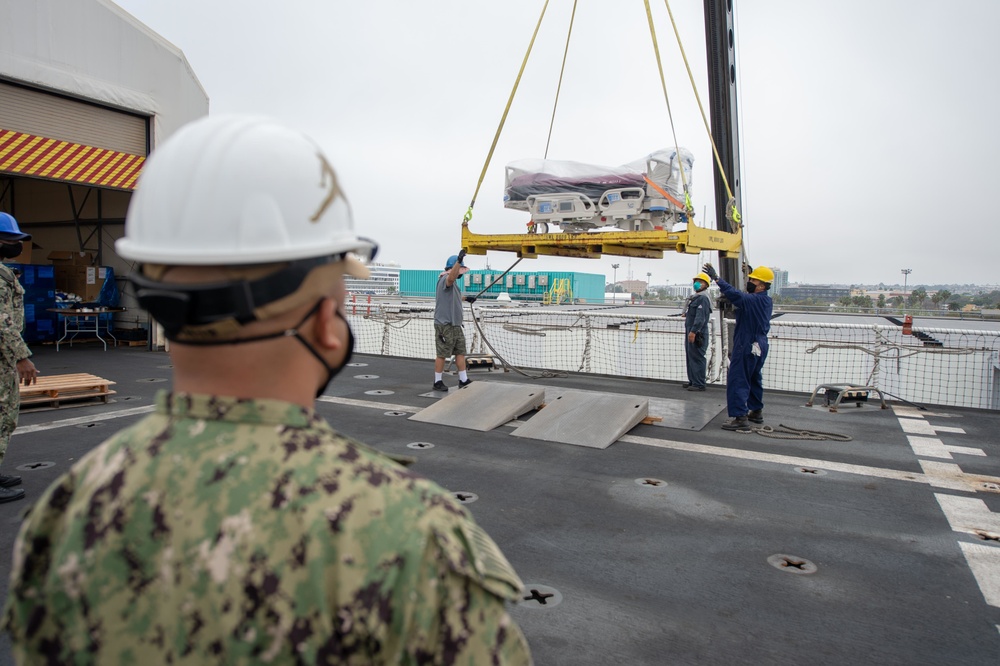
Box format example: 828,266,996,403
432,521,523,602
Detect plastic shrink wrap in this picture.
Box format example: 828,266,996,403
503,148,693,207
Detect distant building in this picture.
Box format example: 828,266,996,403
770,268,789,295
780,285,851,301
400,269,605,303
618,279,648,295
344,261,400,296
664,284,691,298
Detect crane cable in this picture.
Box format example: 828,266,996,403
463,0,550,225
642,0,692,215
544,0,578,159
660,0,741,229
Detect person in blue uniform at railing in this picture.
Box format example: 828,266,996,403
702,262,774,431
682,271,713,392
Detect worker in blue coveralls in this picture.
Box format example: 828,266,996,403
682,271,713,391
701,262,773,431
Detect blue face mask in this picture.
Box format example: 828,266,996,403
693,281,703,291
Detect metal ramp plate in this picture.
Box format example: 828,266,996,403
409,382,545,432
645,396,726,431
511,391,649,449
508,383,723,431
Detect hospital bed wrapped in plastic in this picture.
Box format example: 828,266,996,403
503,148,694,233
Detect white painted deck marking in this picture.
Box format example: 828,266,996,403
621,434,924,484
11,396,419,438
16,396,998,496
318,396,420,413
957,542,1000,608
907,435,986,459
903,409,1000,612
935,494,1000,534
13,405,156,435
892,405,960,419
918,460,980,491
897,418,966,436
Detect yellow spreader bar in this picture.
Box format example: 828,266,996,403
461,222,742,260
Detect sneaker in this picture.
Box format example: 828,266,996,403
721,416,751,431
686,386,706,392
432,381,449,392
747,410,763,424
0,474,21,488
458,378,473,388
0,486,25,503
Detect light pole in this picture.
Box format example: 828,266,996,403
612,263,619,293
646,271,652,296
901,268,912,297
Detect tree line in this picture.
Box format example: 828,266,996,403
775,289,1000,312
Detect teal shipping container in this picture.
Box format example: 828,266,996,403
400,269,604,303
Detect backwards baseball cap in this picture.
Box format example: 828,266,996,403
445,254,469,273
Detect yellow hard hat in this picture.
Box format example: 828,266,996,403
693,272,711,284
748,266,774,283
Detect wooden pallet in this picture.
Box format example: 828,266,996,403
19,373,117,410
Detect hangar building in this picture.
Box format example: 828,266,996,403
0,0,207,343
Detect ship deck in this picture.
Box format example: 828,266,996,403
2,345,998,664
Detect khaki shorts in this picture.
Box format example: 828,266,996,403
435,323,467,358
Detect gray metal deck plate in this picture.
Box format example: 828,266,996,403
408,382,545,431
510,383,723,431
511,390,649,449
645,396,726,431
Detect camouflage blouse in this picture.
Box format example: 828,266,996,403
0,263,29,368
4,392,532,665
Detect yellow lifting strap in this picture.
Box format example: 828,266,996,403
464,0,551,225
545,0,578,159
660,0,740,226
642,0,691,212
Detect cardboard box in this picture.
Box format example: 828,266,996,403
47,250,94,266
54,265,106,301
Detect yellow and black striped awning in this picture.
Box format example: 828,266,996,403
0,128,144,191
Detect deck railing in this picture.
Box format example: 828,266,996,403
347,304,1000,411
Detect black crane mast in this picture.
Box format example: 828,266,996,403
703,0,744,288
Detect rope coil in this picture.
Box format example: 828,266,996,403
748,424,853,441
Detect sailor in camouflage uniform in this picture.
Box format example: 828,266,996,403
4,117,532,664
0,212,38,504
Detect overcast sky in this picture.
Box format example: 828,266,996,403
110,0,999,288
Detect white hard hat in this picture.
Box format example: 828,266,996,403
117,114,374,265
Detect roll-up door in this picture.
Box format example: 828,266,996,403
0,81,148,191
0,80,148,155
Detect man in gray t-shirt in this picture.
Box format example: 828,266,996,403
433,250,473,391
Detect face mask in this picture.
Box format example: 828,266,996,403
290,303,355,398
745,281,757,293
693,280,706,292
0,242,23,259
166,298,354,399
